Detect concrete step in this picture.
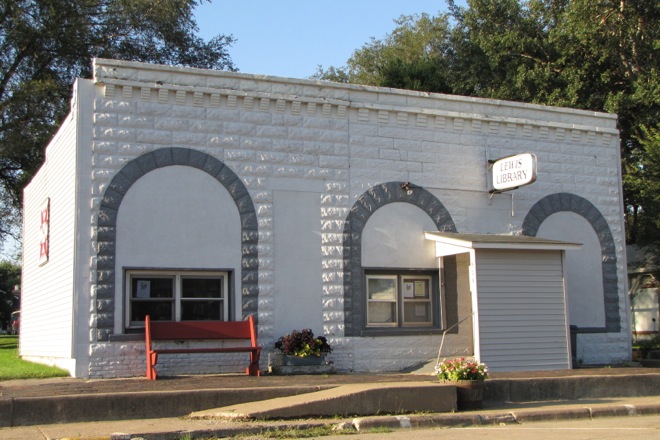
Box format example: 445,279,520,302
189,382,457,420
0,386,329,427
3,370,659,427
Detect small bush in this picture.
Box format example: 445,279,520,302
436,357,488,381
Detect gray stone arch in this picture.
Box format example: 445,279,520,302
94,147,258,342
342,182,457,336
522,193,620,333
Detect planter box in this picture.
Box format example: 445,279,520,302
639,350,660,368
441,380,485,410
268,352,336,375
647,350,660,360
283,354,326,366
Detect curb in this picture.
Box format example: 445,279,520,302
76,420,345,440
353,402,660,431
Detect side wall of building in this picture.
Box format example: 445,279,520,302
21,90,80,372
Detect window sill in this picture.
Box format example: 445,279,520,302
360,327,445,337
108,333,144,342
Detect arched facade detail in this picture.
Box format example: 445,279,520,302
93,147,258,342
522,192,620,332
342,182,457,336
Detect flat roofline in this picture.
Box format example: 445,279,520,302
424,231,582,252
92,58,618,125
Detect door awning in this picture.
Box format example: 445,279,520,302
424,231,582,257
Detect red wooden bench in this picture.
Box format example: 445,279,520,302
144,315,261,380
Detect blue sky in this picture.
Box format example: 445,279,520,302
194,1,460,79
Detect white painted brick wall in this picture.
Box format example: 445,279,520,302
82,59,625,377
89,342,250,377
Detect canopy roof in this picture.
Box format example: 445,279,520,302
424,232,582,257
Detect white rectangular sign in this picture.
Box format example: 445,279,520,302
491,153,537,191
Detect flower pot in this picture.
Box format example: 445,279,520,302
443,380,485,410
283,354,326,366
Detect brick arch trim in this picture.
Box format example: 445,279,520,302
521,192,620,333
94,147,258,342
342,182,457,336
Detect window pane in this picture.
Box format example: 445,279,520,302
126,271,229,328
368,302,397,324
368,277,396,300
131,300,173,322
403,302,431,324
403,278,430,299
181,300,223,320
131,277,174,299
182,277,223,299
402,276,432,325
365,273,435,328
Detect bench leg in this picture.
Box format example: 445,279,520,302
146,351,158,380
246,363,260,376
246,350,261,376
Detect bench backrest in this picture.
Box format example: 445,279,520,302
145,315,258,346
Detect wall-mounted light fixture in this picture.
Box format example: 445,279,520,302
401,182,420,195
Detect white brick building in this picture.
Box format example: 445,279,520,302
20,59,629,378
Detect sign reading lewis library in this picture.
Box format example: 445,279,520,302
491,153,537,192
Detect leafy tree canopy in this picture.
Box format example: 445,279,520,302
0,0,235,244
314,0,659,245
0,260,20,328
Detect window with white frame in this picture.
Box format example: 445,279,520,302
126,270,229,327
366,272,435,327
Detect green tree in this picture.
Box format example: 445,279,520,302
316,0,660,244
625,125,660,243
0,0,235,245
0,260,20,331
456,0,659,245
314,13,454,92
445,0,566,102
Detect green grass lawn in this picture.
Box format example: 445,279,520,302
0,335,70,380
